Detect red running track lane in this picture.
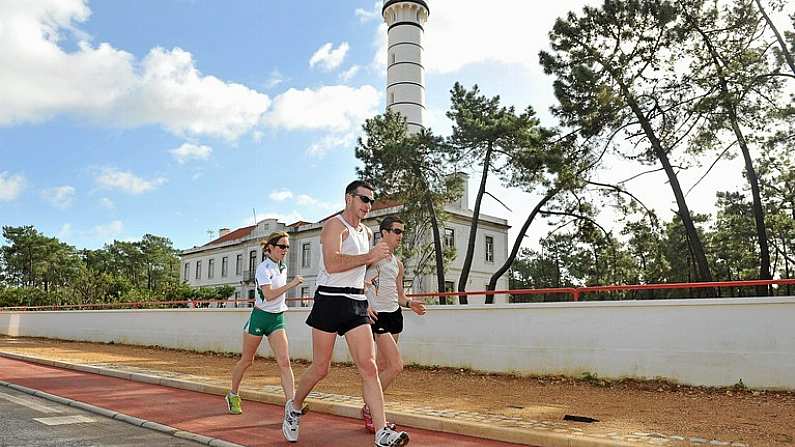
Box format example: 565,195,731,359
0,356,526,447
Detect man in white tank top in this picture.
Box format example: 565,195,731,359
361,216,426,433
284,180,410,447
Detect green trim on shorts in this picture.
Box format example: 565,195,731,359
244,308,285,337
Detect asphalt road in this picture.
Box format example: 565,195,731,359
0,386,203,447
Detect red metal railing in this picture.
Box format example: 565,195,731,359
1,279,794,312
406,279,795,302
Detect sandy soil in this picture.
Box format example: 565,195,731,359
1,336,793,446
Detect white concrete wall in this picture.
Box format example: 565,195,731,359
2,297,793,389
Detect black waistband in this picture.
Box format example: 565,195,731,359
317,285,365,295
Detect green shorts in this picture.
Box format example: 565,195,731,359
244,308,285,337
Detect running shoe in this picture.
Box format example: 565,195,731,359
225,392,242,415
374,426,409,447
362,404,397,433
282,399,305,442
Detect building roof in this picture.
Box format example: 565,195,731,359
382,0,429,16
287,220,312,228
202,225,255,247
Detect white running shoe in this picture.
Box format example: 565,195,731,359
282,399,304,443
374,426,410,447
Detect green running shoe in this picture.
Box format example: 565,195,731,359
226,392,242,415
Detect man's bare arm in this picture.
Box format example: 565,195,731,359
321,218,389,273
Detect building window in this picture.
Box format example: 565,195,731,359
247,289,255,307
221,257,228,277
444,228,455,249
249,250,257,273
235,254,242,275
485,236,494,263
183,263,189,281
444,281,454,292
302,243,311,268
208,259,215,279
195,260,202,280
300,286,310,298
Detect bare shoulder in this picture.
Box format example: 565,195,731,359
321,216,348,241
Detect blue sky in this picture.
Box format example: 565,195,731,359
0,0,779,251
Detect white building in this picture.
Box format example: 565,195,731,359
179,185,510,306
180,0,511,304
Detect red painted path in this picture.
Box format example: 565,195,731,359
0,356,526,447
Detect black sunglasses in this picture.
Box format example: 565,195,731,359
274,244,290,250
385,228,404,235
350,193,375,204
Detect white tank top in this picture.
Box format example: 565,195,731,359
365,256,400,312
317,214,370,301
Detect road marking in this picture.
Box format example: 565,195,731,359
0,390,61,413
33,415,96,426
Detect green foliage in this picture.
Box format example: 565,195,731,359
355,111,461,292
1,226,184,308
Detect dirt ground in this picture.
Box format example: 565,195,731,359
1,336,793,446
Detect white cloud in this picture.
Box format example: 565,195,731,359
369,0,601,74
268,189,338,210
99,197,114,209
89,220,123,240
296,194,339,211
306,132,356,158
0,172,25,201
170,143,212,164
355,2,382,22
309,42,350,71
270,189,294,201
339,65,361,82
263,69,286,89
118,47,271,140
370,23,389,75
56,223,73,239
0,1,270,140
41,185,76,209
266,85,380,133
95,168,166,194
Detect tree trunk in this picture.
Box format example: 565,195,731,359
486,190,556,300
424,190,447,303
690,16,772,295
688,14,773,295
754,0,795,76
457,143,494,304
619,80,714,285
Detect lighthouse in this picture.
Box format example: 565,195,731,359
382,0,429,135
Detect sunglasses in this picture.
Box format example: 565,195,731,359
385,228,404,235
274,244,290,250
350,193,375,204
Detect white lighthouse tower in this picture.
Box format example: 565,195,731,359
382,0,429,135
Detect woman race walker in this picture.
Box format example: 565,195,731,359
225,231,303,415
362,216,426,433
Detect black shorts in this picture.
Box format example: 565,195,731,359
306,290,370,336
371,308,403,335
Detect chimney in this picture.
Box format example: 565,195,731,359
218,228,230,238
